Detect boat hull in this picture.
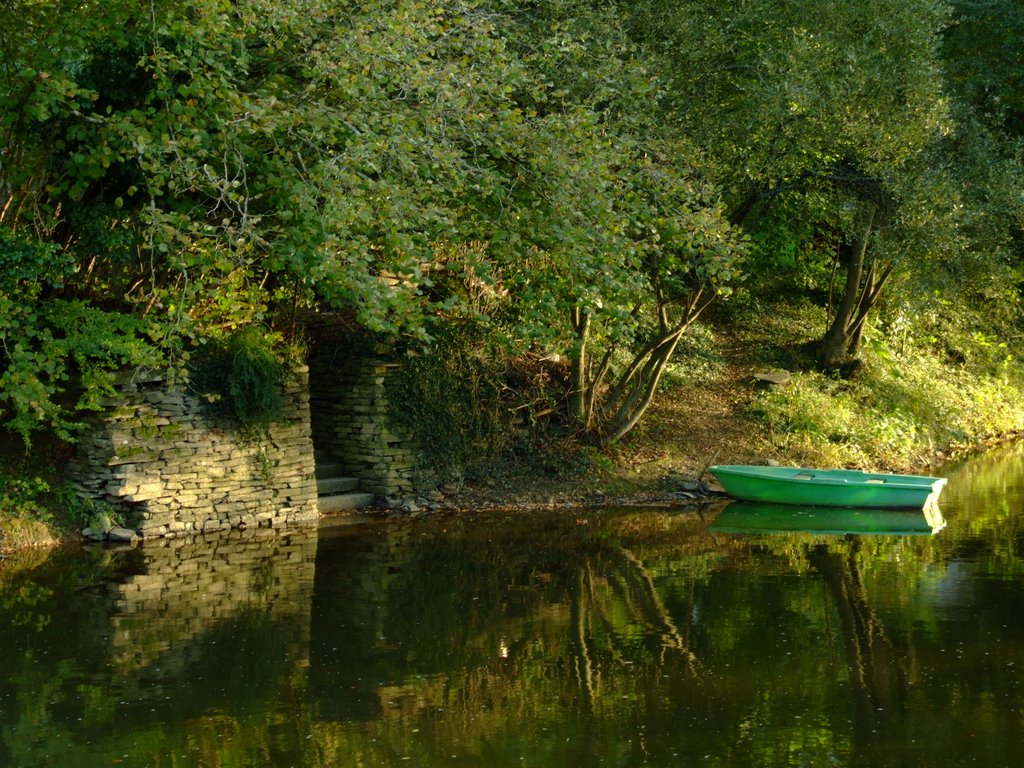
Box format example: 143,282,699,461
708,465,947,509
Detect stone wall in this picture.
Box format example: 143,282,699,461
71,367,319,538
308,344,430,505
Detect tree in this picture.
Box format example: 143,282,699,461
943,0,1024,138
0,0,168,441
563,147,745,443
622,0,956,371
1,0,746,449
0,0,547,439
465,1,746,444
936,0,1024,340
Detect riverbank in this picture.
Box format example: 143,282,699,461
4,299,1023,554
429,300,1024,514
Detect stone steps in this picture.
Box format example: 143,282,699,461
315,459,375,514
316,476,359,495
315,462,346,479
318,492,377,514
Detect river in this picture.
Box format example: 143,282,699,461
1,444,1023,767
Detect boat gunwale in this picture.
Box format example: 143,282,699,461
710,524,939,536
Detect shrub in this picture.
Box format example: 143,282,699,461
190,327,287,442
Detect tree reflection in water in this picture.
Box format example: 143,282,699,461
806,539,909,747
4,446,1024,768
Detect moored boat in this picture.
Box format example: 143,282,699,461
708,465,947,509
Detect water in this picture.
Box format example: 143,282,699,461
2,445,1024,767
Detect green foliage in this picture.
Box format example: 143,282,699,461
0,222,162,444
742,202,839,298
750,372,923,468
6,0,742,445
623,0,971,367
228,329,287,437
659,322,728,387
0,452,101,550
0,0,1020,456
944,0,1024,136
386,332,515,479
190,327,286,442
726,289,1024,471
0,470,53,522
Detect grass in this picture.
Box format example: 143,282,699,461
754,358,1024,470
609,294,1024,490
721,298,1024,472
0,514,60,551
0,446,92,552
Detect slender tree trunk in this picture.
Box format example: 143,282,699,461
847,260,894,355
592,289,713,444
568,283,716,445
601,328,686,443
815,208,889,372
569,307,591,430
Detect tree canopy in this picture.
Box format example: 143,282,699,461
1,0,1021,448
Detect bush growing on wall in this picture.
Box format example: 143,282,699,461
190,328,286,442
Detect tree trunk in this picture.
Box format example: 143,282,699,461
586,287,713,444
599,327,686,443
569,308,591,430
815,208,891,374
567,279,717,444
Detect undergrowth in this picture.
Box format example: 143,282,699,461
745,309,1024,470
387,337,496,481
0,455,96,551
660,322,728,387
189,326,291,443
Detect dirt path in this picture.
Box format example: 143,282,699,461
621,329,777,478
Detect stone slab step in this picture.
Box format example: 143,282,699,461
317,476,359,495
317,492,376,514
315,462,346,479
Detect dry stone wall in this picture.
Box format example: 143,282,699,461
71,367,319,538
309,347,430,505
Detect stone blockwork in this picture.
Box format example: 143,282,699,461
309,341,431,506
71,367,319,538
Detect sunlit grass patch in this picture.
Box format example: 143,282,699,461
749,343,1024,470
750,372,915,469
866,349,1024,447
0,514,57,551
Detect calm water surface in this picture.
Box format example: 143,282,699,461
2,445,1024,767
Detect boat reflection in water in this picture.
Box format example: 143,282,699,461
710,500,947,536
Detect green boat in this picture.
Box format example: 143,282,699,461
707,465,947,509
710,500,946,536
